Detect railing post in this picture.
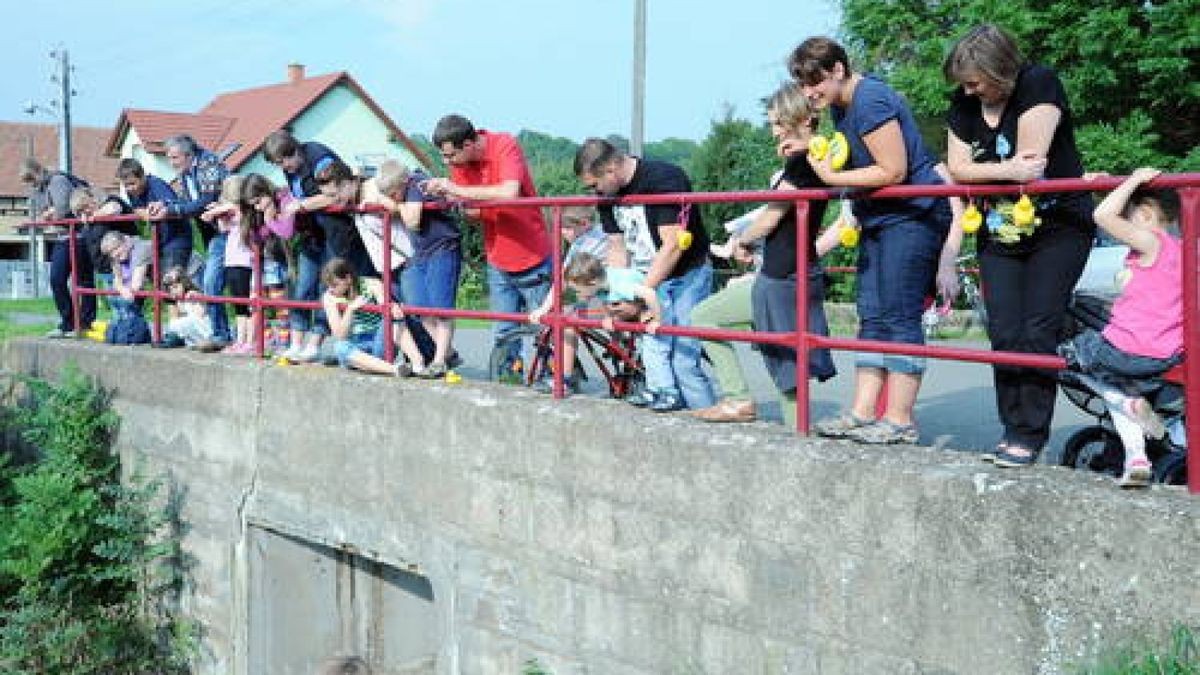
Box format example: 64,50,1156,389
1180,187,1199,494
551,206,565,399
381,209,396,364
252,242,265,358
67,223,81,334
793,200,811,434
150,223,162,342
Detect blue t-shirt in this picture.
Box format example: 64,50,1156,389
126,175,192,249
404,169,461,261
833,75,945,229
603,267,646,303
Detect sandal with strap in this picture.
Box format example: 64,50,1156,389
812,413,874,438
845,419,920,445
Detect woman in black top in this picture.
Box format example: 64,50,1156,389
732,82,842,429
944,24,1095,466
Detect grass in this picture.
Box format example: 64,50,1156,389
0,297,57,342
1076,626,1200,675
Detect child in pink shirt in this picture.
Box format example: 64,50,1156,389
1060,168,1182,488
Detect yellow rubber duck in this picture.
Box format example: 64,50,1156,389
962,204,983,234
677,230,693,251
808,132,849,170
1012,195,1036,227
839,224,860,248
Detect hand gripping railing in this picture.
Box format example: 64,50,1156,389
25,172,1200,493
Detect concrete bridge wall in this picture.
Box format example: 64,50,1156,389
3,340,1198,674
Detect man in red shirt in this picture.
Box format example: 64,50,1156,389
425,115,552,369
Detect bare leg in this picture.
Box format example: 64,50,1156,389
348,350,402,376
883,371,922,426
849,366,886,420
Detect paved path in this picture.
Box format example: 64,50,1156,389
449,328,1093,464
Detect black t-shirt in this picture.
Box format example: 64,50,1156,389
83,195,137,274
599,158,710,279
947,64,1093,250
760,154,830,279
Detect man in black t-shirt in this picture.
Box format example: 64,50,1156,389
574,138,717,412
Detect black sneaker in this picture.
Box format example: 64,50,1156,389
152,334,186,349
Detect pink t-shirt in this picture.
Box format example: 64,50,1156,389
1103,229,1182,359
224,191,297,269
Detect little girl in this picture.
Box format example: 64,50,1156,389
236,174,298,356
1060,168,1182,488
321,257,426,377
161,266,215,349
200,176,251,354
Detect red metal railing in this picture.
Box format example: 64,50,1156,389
27,172,1200,493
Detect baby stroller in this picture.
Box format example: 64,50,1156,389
1057,290,1188,485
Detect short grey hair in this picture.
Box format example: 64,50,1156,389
164,134,199,158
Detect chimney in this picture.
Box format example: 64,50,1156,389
287,63,305,84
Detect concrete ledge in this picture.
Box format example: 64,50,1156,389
4,339,1197,674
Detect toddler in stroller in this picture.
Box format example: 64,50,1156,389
1056,169,1186,488
1058,291,1187,485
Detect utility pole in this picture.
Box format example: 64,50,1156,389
52,48,73,174
631,0,646,156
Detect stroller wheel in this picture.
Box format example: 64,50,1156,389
1061,426,1123,476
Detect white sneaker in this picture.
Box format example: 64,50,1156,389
296,344,320,363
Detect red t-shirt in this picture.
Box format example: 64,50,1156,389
449,130,549,272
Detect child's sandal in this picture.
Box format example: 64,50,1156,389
1116,458,1152,489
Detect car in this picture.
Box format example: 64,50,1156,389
1074,236,1127,296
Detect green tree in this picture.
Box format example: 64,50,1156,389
838,0,1199,171
688,106,779,232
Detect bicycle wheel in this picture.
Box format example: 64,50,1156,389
487,326,547,384
1060,425,1123,476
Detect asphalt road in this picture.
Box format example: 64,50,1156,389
450,327,1094,464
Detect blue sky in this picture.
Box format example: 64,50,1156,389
5,0,840,144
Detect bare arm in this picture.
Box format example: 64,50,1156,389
127,264,149,300
810,120,907,188
944,105,1056,184
932,162,965,303
322,292,359,340
424,177,520,201
1093,168,1162,260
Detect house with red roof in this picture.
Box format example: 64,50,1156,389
107,64,433,182
0,122,121,291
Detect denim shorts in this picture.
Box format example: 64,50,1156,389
333,333,376,368
1067,328,1180,395
402,248,462,310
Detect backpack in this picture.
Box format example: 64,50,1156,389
105,311,151,345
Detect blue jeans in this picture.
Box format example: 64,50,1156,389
855,217,945,374
203,233,230,342
487,258,551,362
643,262,717,409
290,243,329,336
50,235,95,331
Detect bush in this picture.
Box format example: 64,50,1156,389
1075,625,1200,675
0,365,194,674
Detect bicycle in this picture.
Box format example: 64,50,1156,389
487,320,644,398
921,254,988,340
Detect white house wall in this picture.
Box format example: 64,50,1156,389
239,84,423,184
